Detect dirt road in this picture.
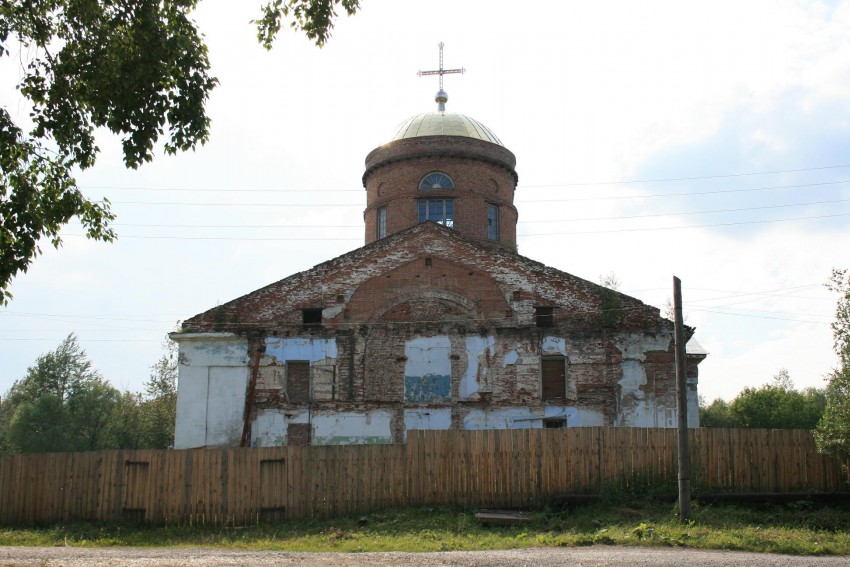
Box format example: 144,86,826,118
0,546,848,566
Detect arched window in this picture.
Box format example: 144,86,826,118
418,172,454,190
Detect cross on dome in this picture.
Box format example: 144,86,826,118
417,42,465,112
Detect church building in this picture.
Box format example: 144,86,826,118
172,55,705,448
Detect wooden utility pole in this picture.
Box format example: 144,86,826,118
673,276,691,523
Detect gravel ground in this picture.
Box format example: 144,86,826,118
0,546,848,566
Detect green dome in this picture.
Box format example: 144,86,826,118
391,113,504,146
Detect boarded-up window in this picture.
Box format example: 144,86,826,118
541,357,566,401
287,361,310,404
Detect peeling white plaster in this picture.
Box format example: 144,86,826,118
574,408,605,426
614,332,688,429
503,350,519,366
312,411,393,445
543,406,577,423
264,337,337,363
463,407,540,430
253,410,287,447
618,360,646,400
404,336,451,377
322,305,345,319
462,335,495,399
616,333,671,361
174,334,248,367
541,336,567,356
404,408,452,434
688,388,700,428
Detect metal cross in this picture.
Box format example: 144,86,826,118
417,42,464,93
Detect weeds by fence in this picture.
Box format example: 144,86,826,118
0,427,846,525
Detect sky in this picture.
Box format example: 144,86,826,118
2,0,849,402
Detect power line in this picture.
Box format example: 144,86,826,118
689,308,831,325
63,197,848,230
98,180,850,208
517,198,850,224
80,163,850,193
519,164,850,187
517,180,850,203
519,212,850,237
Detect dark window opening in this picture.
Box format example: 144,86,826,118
302,308,322,325
425,257,433,267
535,306,554,328
543,418,567,429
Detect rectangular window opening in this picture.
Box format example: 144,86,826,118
535,306,554,328
543,418,567,429
541,357,567,401
487,203,500,240
376,206,387,239
302,308,322,325
286,361,311,405
418,198,454,228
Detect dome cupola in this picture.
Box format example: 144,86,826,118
362,111,518,250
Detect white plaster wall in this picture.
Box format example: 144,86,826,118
173,334,249,449
312,411,393,445
541,336,567,356
616,333,675,428
205,366,249,446
615,333,671,361
543,406,577,423
253,409,287,447
463,407,541,430
618,359,646,393
462,335,495,399
174,366,209,448
264,337,337,363
404,408,452,433
574,408,605,426
688,384,700,428
178,336,249,367
404,336,451,376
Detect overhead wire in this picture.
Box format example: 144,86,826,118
79,163,850,193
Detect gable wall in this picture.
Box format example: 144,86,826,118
175,227,696,448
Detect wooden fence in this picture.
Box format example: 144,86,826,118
0,427,846,525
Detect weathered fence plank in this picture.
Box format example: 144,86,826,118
0,428,846,526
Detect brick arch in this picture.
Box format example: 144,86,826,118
341,257,511,325
368,288,483,323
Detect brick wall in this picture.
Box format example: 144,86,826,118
363,136,518,250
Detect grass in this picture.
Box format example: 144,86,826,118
0,499,848,555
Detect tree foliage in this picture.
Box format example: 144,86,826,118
700,369,826,430
254,0,360,49
0,0,359,303
137,338,177,449
0,334,121,452
698,397,740,428
0,334,178,452
815,268,850,460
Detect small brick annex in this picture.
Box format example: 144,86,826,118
172,111,705,449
